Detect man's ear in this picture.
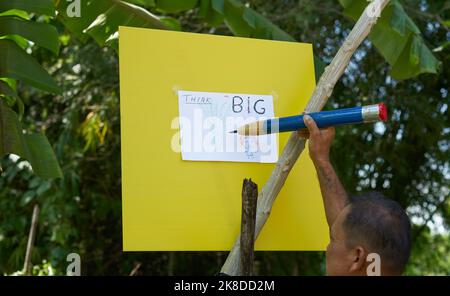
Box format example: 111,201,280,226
349,246,367,274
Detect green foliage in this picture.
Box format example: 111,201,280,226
0,16,60,54
0,0,55,16
6,260,55,276
79,111,109,152
339,0,440,79
0,0,62,179
56,0,169,49
0,39,124,274
55,0,440,85
201,0,296,41
0,0,448,275
0,80,23,119
0,100,62,179
406,227,450,275
155,0,198,13
0,40,60,93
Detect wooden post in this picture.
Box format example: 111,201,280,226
240,178,258,276
221,0,390,275
129,262,142,276
23,204,39,275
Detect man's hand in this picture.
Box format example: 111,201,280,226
299,115,335,165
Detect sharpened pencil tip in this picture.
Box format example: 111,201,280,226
229,130,237,133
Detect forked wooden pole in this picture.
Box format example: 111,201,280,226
221,0,391,275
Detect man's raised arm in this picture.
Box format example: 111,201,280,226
301,115,349,228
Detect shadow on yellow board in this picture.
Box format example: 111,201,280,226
119,26,328,251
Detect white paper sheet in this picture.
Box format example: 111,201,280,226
177,90,278,163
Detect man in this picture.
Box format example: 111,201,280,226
301,115,411,276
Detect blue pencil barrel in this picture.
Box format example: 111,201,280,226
264,103,386,134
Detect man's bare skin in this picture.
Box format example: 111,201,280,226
301,115,410,275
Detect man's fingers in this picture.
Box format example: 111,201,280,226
297,130,310,138
303,115,320,136
323,126,335,139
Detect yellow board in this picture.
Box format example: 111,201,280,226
119,26,328,251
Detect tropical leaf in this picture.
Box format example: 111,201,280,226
0,16,60,54
56,0,112,41
0,80,24,119
198,0,224,27
57,0,168,47
0,39,61,94
200,0,324,80
0,100,62,179
84,0,168,47
0,0,55,16
160,16,181,31
198,0,295,42
338,0,440,80
154,0,198,13
211,0,224,14
201,1,302,45
0,8,29,19
127,0,156,6
1,34,29,49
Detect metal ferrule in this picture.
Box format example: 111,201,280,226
361,104,380,122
